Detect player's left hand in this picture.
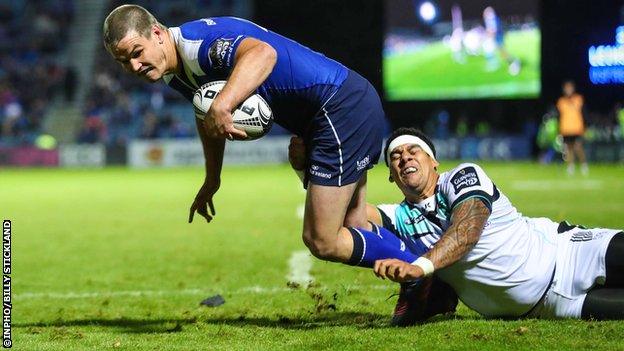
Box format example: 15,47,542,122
205,105,247,140
374,258,424,282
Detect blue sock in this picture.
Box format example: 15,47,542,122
347,223,418,268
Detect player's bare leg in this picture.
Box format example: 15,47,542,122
564,141,575,175
302,179,361,262
302,172,414,265
343,174,370,229
574,140,588,175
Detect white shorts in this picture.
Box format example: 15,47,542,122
528,226,621,319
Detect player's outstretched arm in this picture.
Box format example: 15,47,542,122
423,198,489,269
189,118,226,223
374,198,490,282
208,38,277,140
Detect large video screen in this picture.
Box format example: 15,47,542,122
384,0,540,100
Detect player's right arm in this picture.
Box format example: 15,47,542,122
189,118,226,223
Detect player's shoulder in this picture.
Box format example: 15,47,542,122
445,162,488,179
175,18,221,41
439,162,492,196
177,17,256,38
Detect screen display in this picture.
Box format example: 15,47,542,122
384,0,540,100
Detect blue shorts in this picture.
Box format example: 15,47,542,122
305,70,386,187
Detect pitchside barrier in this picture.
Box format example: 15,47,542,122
127,137,291,168
1,138,622,167
125,136,534,169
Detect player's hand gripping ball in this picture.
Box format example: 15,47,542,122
193,81,273,140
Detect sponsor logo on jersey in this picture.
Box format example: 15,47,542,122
201,18,216,26
209,38,235,69
570,230,594,242
570,229,606,242
356,155,370,171
403,214,425,226
450,166,481,194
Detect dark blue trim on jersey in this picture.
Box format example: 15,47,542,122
377,207,398,237
168,76,195,102
198,39,212,73
492,184,500,202
451,191,493,212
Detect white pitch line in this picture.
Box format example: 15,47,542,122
510,180,603,191
15,288,206,300
14,284,393,300
287,250,314,287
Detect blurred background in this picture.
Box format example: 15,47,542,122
0,0,623,167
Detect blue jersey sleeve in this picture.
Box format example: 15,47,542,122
198,34,246,72
177,18,254,74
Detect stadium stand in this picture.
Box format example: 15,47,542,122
0,1,75,146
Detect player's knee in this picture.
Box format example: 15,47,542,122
343,214,367,229
302,232,337,260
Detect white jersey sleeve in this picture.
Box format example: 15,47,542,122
438,163,497,211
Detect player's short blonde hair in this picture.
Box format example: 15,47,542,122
102,4,166,52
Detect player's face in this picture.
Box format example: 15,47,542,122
110,27,167,82
563,82,575,96
388,143,439,198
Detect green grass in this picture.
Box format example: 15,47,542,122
384,29,540,100
3,162,624,350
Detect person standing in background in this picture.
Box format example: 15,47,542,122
556,80,588,175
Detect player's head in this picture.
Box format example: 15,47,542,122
103,4,170,82
562,80,576,96
384,128,439,198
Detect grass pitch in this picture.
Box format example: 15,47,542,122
3,162,624,350
384,29,540,100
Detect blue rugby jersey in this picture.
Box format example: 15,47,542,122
163,17,349,136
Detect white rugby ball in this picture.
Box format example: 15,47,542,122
193,81,273,140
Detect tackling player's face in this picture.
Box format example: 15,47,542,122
110,27,168,82
389,143,439,198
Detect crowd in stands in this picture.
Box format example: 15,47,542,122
79,0,254,146
0,0,76,146
3,0,623,154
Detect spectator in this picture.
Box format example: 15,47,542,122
77,114,107,144
556,80,588,175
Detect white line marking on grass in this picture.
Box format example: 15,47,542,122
14,284,394,300
510,180,603,191
15,289,207,300
287,250,314,287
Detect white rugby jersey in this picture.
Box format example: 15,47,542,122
378,163,558,317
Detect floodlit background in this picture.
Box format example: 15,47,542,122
1,0,623,350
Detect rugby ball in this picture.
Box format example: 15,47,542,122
193,81,273,140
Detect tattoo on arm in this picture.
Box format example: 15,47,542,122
423,198,490,270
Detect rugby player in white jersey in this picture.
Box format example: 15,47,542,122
370,127,624,322
289,127,624,324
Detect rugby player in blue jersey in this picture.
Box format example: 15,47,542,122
103,6,418,276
